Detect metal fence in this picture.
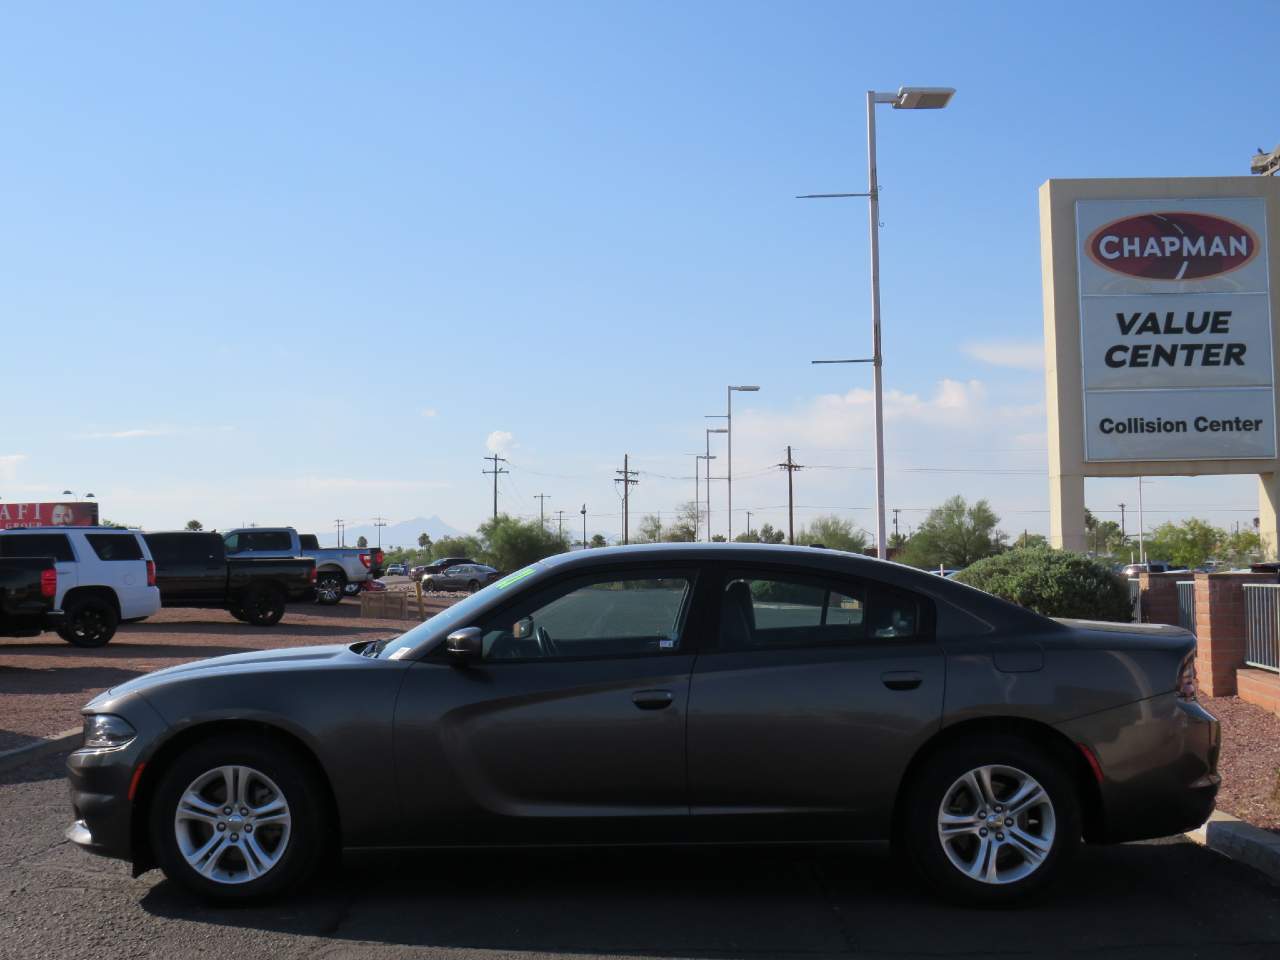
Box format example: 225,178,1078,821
1127,578,1141,623
1243,584,1280,673
1176,581,1196,635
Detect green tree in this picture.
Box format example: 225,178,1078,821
431,535,484,561
589,533,608,549
897,495,1003,570
417,532,432,549
757,523,786,544
733,529,762,543
477,513,569,571
1221,528,1263,568
1013,531,1048,549
356,535,368,548
796,515,869,553
711,534,727,542
1144,518,1220,569
638,514,663,543
185,519,203,531
954,546,1132,621
662,502,698,542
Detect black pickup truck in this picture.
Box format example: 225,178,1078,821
143,532,316,626
0,557,63,637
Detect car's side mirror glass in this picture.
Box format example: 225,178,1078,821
512,617,533,640
445,627,482,663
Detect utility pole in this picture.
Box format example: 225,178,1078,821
482,455,509,520
1137,477,1147,564
1118,502,1126,541
777,446,803,545
372,516,388,549
554,509,567,541
705,427,727,539
334,519,344,547
534,494,550,526
692,455,701,541
615,454,639,544
745,510,752,539
892,508,900,540
580,503,587,550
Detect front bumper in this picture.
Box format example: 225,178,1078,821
1058,693,1220,843
66,743,143,862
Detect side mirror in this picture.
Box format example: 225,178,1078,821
445,627,482,663
512,617,534,640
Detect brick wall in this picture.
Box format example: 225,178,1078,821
1193,572,1275,697
1138,571,1185,626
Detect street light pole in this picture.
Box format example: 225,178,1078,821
705,427,728,540
726,385,760,541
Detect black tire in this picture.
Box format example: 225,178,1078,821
56,597,119,648
242,586,286,627
903,735,1080,906
149,734,326,902
422,578,435,593
229,603,249,623
467,580,479,593
314,571,345,605
342,582,361,597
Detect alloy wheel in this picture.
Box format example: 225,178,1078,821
936,764,1055,885
174,765,292,885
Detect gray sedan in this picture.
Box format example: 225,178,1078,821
421,562,498,593
65,543,1218,905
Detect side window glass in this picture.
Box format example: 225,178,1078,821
865,583,921,639
87,534,144,562
721,574,865,650
0,534,74,563
223,533,239,552
481,575,692,661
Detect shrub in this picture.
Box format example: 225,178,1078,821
951,546,1132,621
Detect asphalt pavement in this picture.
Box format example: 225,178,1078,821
3,751,1279,960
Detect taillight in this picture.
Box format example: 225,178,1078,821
1177,651,1198,701
146,560,157,587
40,568,56,598
309,566,318,583
359,553,371,569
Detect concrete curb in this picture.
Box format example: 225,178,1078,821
1186,810,1280,883
0,727,80,774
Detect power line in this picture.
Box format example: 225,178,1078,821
534,493,550,526
615,454,639,544
482,455,509,520
777,446,804,545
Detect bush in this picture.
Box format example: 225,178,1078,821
951,546,1132,621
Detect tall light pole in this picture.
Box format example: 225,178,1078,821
580,503,587,550
705,427,728,540
696,454,716,540
799,85,955,558
726,385,760,541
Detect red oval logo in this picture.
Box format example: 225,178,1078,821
1086,212,1259,280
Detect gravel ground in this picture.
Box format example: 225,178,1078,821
1206,695,1280,831
0,600,447,754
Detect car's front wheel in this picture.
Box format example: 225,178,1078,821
903,736,1080,905
57,597,119,647
314,572,345,605
150,735,325,901
242,586,286,626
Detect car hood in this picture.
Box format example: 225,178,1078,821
97,643,358,702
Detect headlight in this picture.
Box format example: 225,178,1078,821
82,715,137,749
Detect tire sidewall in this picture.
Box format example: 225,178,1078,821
57,598,118,648
244,587,285,626
315,573,344,605
150,736,322,901
905,736,1080,906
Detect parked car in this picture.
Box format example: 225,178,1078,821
1120,561,1184,577
383,563,408,577
66,543,1217,905
0,556,63,637
143,533,317,626
223,528,381,605
0,527,159,647
411,557,474,581
421,562,498,593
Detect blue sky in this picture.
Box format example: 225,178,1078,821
1,1,1274,545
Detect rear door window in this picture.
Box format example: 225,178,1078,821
0,533,75,562
86,534,144,562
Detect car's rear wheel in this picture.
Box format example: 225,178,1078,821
468,580,479,593
56,597,119,648
422,578,436,593
314,572,344,605
228,603,249,622
150,735,325,901
242,586,286,626
903,736,1079,905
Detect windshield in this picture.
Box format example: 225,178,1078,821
373,563,545,659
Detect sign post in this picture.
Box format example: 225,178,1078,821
1040,177,1280,557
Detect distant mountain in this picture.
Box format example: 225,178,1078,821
323,515,467,549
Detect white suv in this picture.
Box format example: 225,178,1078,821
0,527,160,646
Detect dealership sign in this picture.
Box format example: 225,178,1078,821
1076,197,1275,461
0,501,100,530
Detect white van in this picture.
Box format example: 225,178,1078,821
0,527,160,646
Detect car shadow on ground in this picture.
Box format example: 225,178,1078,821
0,664,144,696
135,840,1280,956
118,622,402,640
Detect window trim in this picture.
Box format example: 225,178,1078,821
706,564,936,655
437,566,701,665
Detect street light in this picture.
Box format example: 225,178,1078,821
799,84,955,559
726,385,760,541
61,490,95,503
580,503,587,551
705,427,728,540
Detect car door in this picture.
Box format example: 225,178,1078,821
686,564,944,842
393,565,709,845
0,533,76,608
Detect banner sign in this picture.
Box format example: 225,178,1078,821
0,501,100,530
1076,197,1275,461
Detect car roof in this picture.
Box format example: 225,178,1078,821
0,526,138,533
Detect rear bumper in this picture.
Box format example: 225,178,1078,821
0,609,63,636
1058,694,1220,843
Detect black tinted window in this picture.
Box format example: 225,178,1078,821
719,571,922,650
87,534,144,562
0,533,74,562
299,534,319,550
145,533,217,566
239,531,292,552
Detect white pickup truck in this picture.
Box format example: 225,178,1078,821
223,527,382,604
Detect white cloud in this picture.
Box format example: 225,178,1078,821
962,341,1044,371
80,428,173,439
420,408,438,418
0,454,27,482
486,430,514,455
296,477,450,493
